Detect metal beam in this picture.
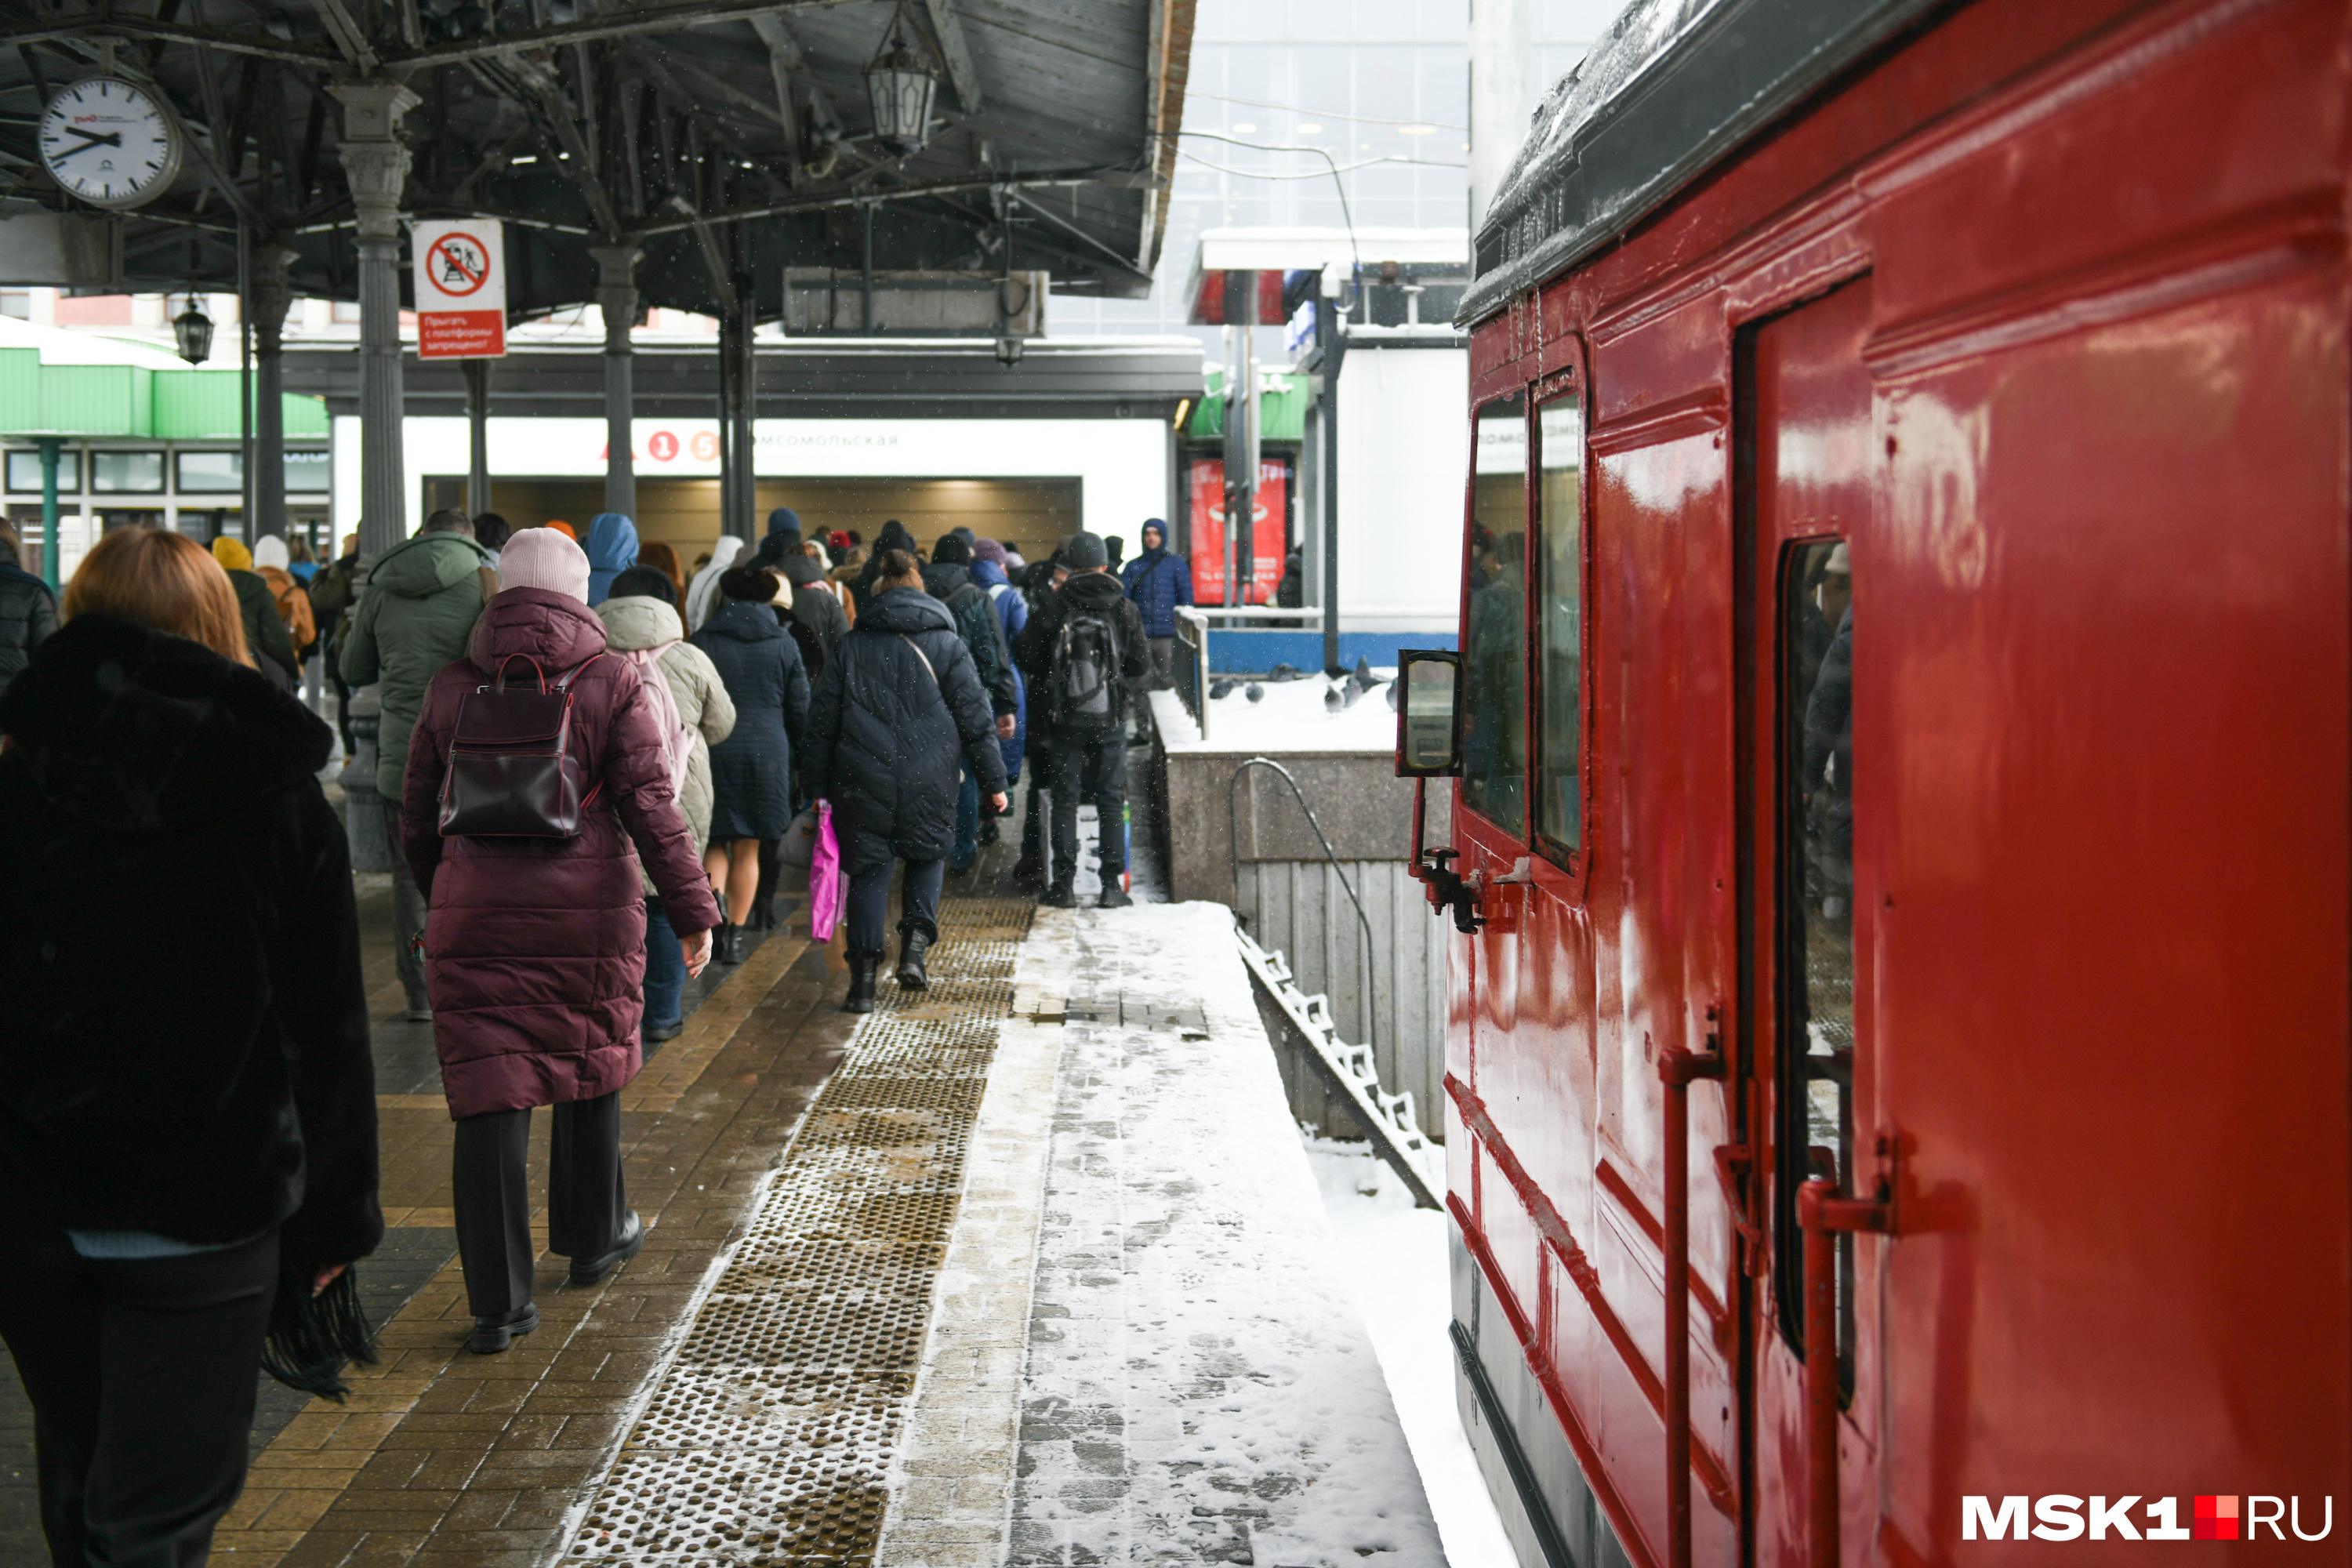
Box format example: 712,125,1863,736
470,55,624,238
0,14,334,67
381,0,862,71
627,166,1127,238
920,0,982,115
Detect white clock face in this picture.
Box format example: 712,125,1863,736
41,77,183,210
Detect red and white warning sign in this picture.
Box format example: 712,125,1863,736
411,219,506,360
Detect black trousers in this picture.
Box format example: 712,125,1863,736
1048,724,1127,886
847,853,944,956
0,1219,278,1568
452,1091,624,1318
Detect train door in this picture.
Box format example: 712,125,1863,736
1738,275,1880,1568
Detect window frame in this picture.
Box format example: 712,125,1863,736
1457,387,1534,842
5,448,80,493
174,448,244,494
1529,356,1592,877
89,448,166,494
284,448,332,494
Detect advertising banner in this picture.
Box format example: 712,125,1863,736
411,219,506,360
1188,457,1287,605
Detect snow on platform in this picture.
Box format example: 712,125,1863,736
1005,902,1446,1566
1152,673,1396,755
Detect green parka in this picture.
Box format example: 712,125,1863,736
338,530,495,801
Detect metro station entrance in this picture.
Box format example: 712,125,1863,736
422,475,1082,565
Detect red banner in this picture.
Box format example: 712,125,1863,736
1187,459,1286,605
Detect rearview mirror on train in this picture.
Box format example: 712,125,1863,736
1395,650,1463,776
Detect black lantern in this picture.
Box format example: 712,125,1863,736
864,7,939,155
172,297,213,365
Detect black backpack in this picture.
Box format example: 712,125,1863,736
1047,601,1122,732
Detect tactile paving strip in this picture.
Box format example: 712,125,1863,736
566,896,1035,1566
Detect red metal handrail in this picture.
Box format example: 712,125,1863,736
1657,1041,1726,1568
1795,1177,1893,1568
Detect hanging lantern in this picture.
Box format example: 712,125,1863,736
172,297,213,365
864,8,939,155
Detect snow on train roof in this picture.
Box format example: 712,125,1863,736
1457,0,1944,327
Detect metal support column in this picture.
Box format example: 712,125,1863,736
733,290,757,537
592,242,641,519
251,243,298,544
463,358,492,517
332,79,419,562
36,437,60,593
1316,269,1346,671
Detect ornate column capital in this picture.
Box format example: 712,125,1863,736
330,80,419,241
591,243,643,356
249,241,300,357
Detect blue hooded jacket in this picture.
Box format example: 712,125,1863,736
970,557,1027,779
584,513,639,605
1120,521,1192,637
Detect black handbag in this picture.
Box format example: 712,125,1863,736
437,652,606,838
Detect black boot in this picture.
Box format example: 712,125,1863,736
715,924,744,964
1040,880,1077,909
895,927,933,991
466,1303,539,1356
568,1210,645,1287
842,953,880,1013
1011,853,1046,894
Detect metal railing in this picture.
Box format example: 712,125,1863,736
1174,606,1209,739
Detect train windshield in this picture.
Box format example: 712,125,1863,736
1463,394,1528,836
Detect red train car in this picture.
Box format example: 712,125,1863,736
1395,0,2352,1563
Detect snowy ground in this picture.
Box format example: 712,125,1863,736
1302,1139,1520,1568
1154,671,1397,755
1009,903,1446,1566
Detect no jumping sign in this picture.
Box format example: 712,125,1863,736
411,219,506,360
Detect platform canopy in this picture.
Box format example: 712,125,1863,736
0,0,1194,316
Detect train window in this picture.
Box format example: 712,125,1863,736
1534,386,1583,857
1778,537,1857,1370
1462,392,1529,836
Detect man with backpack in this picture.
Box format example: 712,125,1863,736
921,533,1018,872
1015,531,1146,909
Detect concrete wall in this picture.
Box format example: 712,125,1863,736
1236,857,1449,1143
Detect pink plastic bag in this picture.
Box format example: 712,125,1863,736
808,800,846,942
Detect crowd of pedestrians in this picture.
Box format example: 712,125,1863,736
0,503,1189,1566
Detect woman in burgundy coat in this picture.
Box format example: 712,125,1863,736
400,528,723,1352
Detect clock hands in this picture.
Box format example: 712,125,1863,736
47,126,125,166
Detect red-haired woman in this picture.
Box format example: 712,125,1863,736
0,525,382,1566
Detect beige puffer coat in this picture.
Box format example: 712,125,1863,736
597,594,736,893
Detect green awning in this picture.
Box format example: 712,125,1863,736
1187,368,1309,445
0,332,328,441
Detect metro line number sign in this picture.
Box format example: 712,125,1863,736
411,219,506,361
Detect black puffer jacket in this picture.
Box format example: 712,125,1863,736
851,520,921,612
691,598,811,841
1014,568,1149,731
0,615,381,1269
803,586,1007,870
0,539,57,691
921,560,1018,717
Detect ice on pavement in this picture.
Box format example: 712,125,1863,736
1305,1138,1519,1567
1011,901,1446,1566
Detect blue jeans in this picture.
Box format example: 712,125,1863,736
951,765,979,869
642,895,684,1035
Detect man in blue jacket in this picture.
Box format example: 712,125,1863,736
1119,519,1191,739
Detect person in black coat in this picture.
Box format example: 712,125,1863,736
690,564,811,964
803,550,1009,1011
0,521,57,693
1014,532,1148,909
0,525,381,1568
850,518,921,613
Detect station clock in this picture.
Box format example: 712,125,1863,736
39,76,184,210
